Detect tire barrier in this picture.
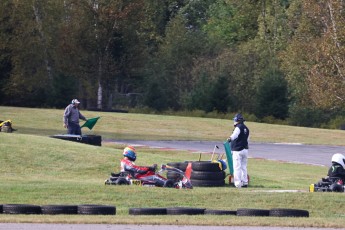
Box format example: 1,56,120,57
237,208,309,217
167,161,226,187
191,161,223,172
204,209,237,215
190,179,225,187
166,207,205,215
191,171,226,180
0,203,309,217
269,208,309,217
1,204,115,215
77,205,116,215
167,162,188,172
129,208,167,215
237,208,270,217
3,204,42,215
41,205,78,215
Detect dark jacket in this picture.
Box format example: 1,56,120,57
231,123,249,151
327,162,345,181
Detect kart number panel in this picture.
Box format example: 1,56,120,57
131,180,142,186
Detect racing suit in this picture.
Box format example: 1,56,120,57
120,158,166,186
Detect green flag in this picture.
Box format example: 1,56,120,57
81,117,100,130
223,141,234,175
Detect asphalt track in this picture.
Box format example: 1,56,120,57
110,140,345,167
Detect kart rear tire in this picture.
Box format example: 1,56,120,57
237,208,269,217
167,171,183,181
166,207,205,215
3,204,42,214
0,204,2,214
41,205,78,215
204,209,236,215
163,179,175,188
129,208,167,215
77,205,116,215
191,171,225,180
330,183,344,192
269,208,309,217
116,178,129,185
191,161,222,172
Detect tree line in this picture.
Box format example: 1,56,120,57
0,0,344,128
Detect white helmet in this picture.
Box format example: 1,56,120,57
331,153,345,169
71,99,80,104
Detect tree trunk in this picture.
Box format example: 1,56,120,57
32,1,53,82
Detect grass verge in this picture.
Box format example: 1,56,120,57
1,106,345,145
0,133,344,228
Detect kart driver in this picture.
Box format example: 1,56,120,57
328,153,345,181
120,146,158,180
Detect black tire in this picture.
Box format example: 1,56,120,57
191,179,225,187
163,179,175,188
77,205,116,215
204,209,236,215
0,204,3,214
3,204,42,214
191,161,222,172
191,171,225,180
167,171,183,181
237,208,269,217
116,177,129,185
129,208,167,215
269,209,309,217
41,205,78,215
167,162,188,171
166,207,205,215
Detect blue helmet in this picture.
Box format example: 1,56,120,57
123,146,137,161
218,160,227,171
233,113,245,123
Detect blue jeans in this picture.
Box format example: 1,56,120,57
68,122,82,135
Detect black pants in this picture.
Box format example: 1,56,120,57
68,122,82,135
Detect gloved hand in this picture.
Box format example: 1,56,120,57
148,164,157,171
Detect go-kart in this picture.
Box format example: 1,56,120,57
105,164,193,189
309,177,345,192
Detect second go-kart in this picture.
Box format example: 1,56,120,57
310,177,344,192
105,164,193,189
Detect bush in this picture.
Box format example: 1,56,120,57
288,106,328,128
255,71,289,119
322,115,345,130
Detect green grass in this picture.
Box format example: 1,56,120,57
1,106,345,145
1,106,345,227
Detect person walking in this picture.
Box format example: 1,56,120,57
227,113,250,188
63,99,87,135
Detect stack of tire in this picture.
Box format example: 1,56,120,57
0,204,116,215
167,161,226,187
